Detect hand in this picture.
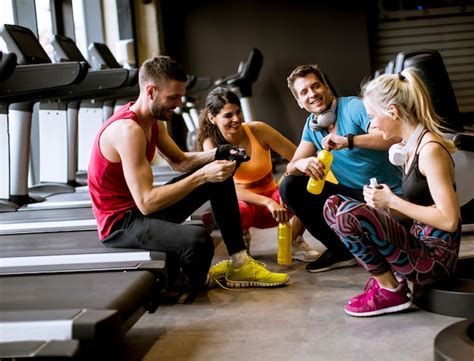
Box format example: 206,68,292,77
265,198,290,223
199,160,236,183
363,184,393,209
322,133,348,150
295,157,326,180
215,144,240,160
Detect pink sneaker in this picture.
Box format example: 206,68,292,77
351,277,409,301
344,277,412,317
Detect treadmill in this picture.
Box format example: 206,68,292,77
0,28,190,234
0,54,168,361
0,46,87,213
0,270,163,359
0,30,188,274
0,25,129,206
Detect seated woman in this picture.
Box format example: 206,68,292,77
324,68,461,317
196,87,320,262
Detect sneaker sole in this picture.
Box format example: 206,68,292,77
292,253,322,263
306,259,357,273
344,300,413,317
225,278,289,288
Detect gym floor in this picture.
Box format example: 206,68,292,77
120,227,474,361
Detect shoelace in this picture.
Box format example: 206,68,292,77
211,277,231,290
245,257,268,272
355,277,380,303
360,277,411,304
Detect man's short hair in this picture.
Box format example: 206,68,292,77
139,55,187,89
287,64,327,99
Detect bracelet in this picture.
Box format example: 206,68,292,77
346,133,354,150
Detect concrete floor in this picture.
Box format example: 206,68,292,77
121,227,474,361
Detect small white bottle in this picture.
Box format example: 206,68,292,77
369,177,382,189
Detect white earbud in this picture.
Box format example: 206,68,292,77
388,123,425,166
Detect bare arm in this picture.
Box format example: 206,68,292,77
203,130,290,222
236,187,289,223
322,127,400,151
285,140,329,179
364,143,459,232
111,121,235,215
250,121,296,161
154,121,216,172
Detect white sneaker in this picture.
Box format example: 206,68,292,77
292,236,321,262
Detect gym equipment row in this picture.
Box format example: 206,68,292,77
0,28,171,359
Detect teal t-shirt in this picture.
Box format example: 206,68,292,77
302,96,402,192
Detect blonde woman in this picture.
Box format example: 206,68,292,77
324,68,461,317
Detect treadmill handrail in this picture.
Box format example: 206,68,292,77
0,62,86,104
0,51,17,81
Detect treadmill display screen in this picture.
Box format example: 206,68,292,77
53,36,88,63
3,26,51,65
89,43,121,69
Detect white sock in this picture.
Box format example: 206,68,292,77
292,235,303,245
230,250,248,268
380,283,402,292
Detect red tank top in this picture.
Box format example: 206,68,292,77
88,102,158,240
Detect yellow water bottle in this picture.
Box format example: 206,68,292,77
307,149,334,195
277,222,292,265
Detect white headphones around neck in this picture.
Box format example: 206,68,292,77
388,123,425,166
309,97,337,131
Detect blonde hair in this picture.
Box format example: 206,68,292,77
362,68,456,152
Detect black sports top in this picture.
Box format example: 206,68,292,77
402,132,454,206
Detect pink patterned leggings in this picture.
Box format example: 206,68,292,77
323,194,460,285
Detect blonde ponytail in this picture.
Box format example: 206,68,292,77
362,68,456,152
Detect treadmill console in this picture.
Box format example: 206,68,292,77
51,34,89,66
88,42,122,70
0,24,51,65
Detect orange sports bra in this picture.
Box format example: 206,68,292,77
234,123,276,193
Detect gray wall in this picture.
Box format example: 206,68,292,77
160,0,372,144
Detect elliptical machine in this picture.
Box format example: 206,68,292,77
174,75,213,151
176,48,264,151
214,48,263,123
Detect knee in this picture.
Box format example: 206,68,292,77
279,175,301,204
187,226,214,260
238,201,253,231
324,195,342,215
323,194,342,227
325,197,365,235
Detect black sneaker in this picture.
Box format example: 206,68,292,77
305,250,357,273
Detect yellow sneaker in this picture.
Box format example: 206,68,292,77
208,260,231,288
226,256,289,288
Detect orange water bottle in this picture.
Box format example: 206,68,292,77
277,222,292,265
307,150,333,195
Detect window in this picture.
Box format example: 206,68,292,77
0,0,14,52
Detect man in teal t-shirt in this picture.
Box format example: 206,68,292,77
279,64,402,273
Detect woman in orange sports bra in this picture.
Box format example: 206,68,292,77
196,87,320,263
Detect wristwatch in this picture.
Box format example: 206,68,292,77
346,133,354,150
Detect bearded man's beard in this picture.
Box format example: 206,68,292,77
150,102,171,121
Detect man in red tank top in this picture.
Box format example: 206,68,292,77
88,56,289,290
